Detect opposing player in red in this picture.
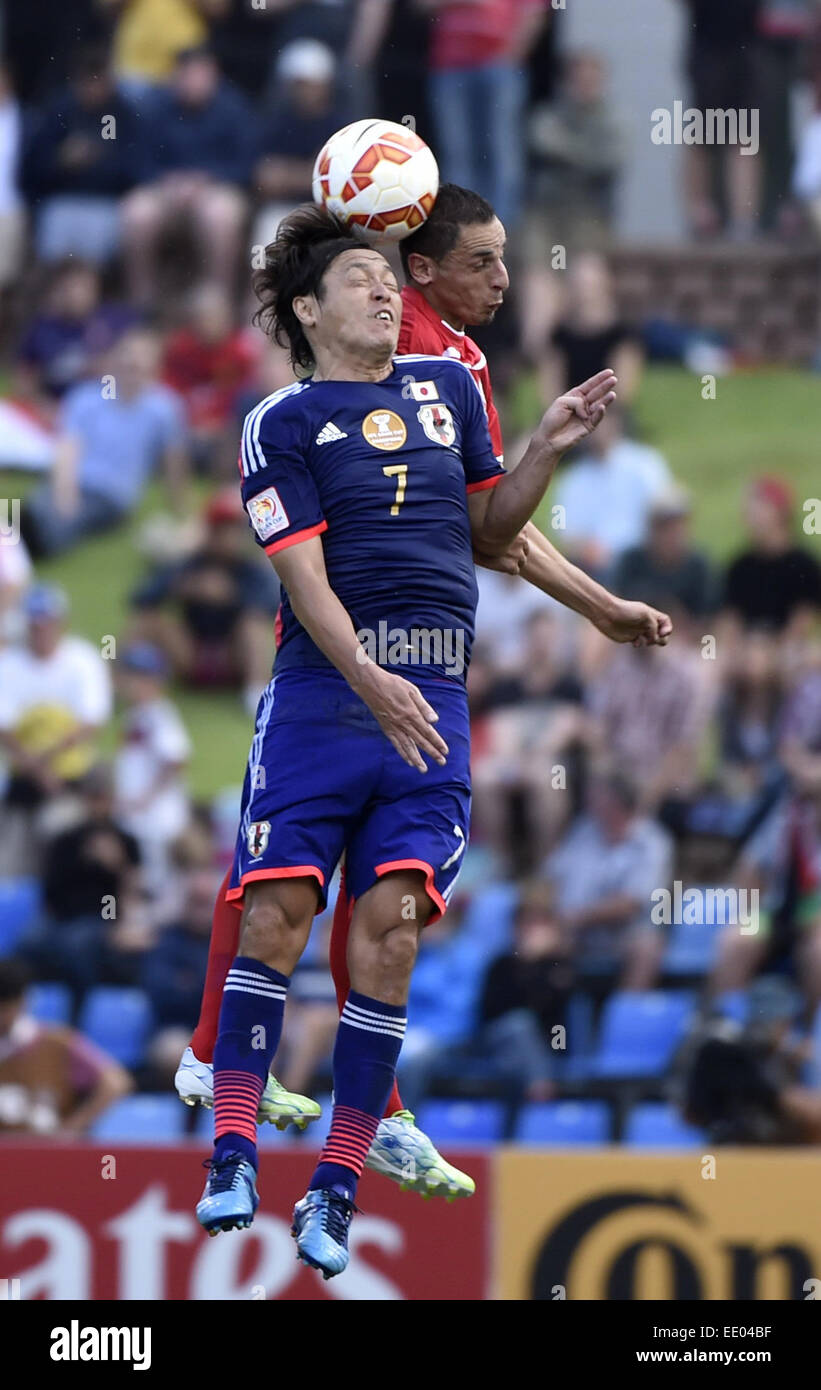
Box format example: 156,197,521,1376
176,184,672,1197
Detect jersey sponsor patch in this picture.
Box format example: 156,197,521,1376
362,409,408,451
247,820,271,859
408,380,439,402
417,402,456,447
246,486,289,541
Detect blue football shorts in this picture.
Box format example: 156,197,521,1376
227,667,471,921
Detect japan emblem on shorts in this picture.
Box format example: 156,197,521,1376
417,403,455,447
247,820,271,859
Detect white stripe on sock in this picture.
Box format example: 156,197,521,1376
343,1001,407,1028
340,1014,407,1040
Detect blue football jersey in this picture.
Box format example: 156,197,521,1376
239,354,505,682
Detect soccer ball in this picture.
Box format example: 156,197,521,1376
312,119,439,242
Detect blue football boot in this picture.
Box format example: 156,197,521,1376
291,1187,355,1279
196,1152,259,1236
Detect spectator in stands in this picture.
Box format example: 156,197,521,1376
722,477,821,641
129,487,278,710
141,865,219,1083
471,609,585,869
521,53,622,360
423,0,550,229
22,43,142,264
161,282,258,469
395,901,487,1111
553,405,672,578
475,881,573,1099
113,643,191,903
107,0,213,93
0,65,24,295
252,41,349,248
756,0,816,232
16,261,139,406
545,772,674,989
678,0,763,240
473,569,559,676
20,763,145,1002
717,630,786,794
21,328,189,559
0,957,132,1135
709,781,821,1007
780,649,821,795
0,512,32,647
612,486,719,633
121,45,256,305
0,586,112,874
587,642,713,816
360,0,433,134
536,253,644,404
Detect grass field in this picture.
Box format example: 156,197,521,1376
3,364,819,798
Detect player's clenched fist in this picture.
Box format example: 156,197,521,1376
359,666,449,773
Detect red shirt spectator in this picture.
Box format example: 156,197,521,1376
429,0,548,70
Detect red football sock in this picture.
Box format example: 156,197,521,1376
329,867,406,1119
190,867,242,1064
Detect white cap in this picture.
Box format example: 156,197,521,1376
276,40,335,84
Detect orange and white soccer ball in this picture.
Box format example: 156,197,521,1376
312,119,439,241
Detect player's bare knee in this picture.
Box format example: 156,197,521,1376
238,879,315,966
376,920,420,981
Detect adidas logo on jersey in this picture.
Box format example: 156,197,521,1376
315,422,348,445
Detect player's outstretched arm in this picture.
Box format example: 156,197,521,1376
469,369,618,551
270,536,449,773
514,524,673,647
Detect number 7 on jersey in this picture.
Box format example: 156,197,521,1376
382,463,408,516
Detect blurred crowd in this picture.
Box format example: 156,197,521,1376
0,0,820,1143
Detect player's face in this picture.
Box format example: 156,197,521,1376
314,250,402,362
432,218,509,328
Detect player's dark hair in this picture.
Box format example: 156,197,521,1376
399,183,496,278
252,204,363,371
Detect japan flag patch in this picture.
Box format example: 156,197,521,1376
409,380,439,401
247,486,289,541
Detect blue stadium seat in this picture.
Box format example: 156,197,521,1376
91,1095,186,1142
415,1099,505,1143
460,883,517,962
0,877,41,954
516,1100,611,1145
591,990,693,1079
27,982,72,1024
78,987,153,1068
561,992,597,1081
713,989,750,1025
625,1102,706,1148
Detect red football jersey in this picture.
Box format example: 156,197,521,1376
398,284,504,461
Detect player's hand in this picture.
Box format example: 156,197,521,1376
473,530,529,575
595,599,673,647
359,667,449,773
537,369,618,456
